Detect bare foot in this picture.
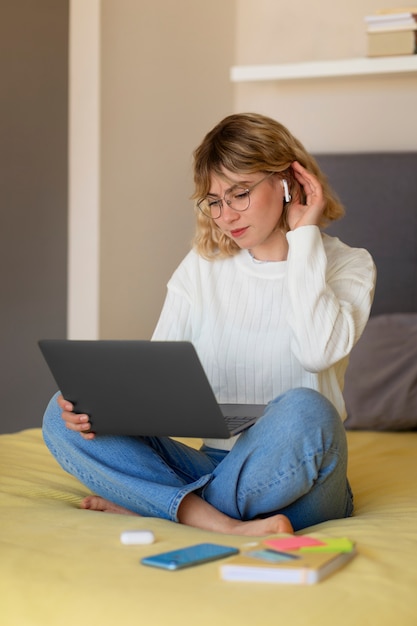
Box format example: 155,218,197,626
178,493,294,536
81,494,294,536
81,495,139,516
230,514,293,537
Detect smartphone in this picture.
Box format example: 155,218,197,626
141,542,239,571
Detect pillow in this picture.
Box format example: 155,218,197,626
343,314,417,431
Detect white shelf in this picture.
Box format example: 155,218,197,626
230,55,417,82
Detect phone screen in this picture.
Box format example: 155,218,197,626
141,543,239,571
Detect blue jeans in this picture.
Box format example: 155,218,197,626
42,387,353,531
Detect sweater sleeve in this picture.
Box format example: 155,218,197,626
286,225,376,372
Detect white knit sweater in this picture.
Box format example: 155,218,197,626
152,226,376,450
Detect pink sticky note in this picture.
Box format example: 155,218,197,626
264,536,325,552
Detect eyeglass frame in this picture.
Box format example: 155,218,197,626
197,171,276,220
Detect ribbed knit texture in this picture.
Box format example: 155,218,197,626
152,226,376,450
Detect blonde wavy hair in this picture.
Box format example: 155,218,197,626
192,113,344,259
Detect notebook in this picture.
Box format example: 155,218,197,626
219,536,356,585
38,339,266,438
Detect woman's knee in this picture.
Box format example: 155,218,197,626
266,387,343,437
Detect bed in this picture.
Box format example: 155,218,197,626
1,153,417,626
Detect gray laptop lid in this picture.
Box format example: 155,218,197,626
38,340,265,438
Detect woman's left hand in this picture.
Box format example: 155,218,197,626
286,161,326,231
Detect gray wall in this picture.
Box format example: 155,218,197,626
0,0,68,433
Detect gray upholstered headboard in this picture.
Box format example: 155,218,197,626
315,153,417,316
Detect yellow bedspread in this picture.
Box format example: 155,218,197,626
1,428,417,626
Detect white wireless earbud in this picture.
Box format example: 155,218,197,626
282,179,291,203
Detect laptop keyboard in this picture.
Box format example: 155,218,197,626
224,414,257,433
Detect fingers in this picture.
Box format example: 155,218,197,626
291,161,323,204
57,393,73,411
287,162,325,230
56,394,95,439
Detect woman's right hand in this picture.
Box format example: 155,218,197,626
57,394,95,439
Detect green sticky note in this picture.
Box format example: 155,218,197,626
299,538,354,553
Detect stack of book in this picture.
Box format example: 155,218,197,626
364,8,417,56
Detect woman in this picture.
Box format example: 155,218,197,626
43,113,376,535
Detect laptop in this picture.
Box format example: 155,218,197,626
38,340,266,438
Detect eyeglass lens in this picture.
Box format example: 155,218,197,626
198,172,274,219
199,187,250,218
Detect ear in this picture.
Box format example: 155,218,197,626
282,179,291,203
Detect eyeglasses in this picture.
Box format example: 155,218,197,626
197,172,275,219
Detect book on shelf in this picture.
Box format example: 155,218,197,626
366,20,417,32
219,535,356,585
367,28,417,56
364,8,417,31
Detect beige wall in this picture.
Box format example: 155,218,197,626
69,0,416,340
234,0,417,152
99,0,235,338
